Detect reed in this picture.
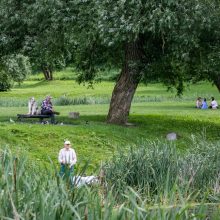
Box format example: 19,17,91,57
0,138,220,219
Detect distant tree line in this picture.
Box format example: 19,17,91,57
1,0,220,124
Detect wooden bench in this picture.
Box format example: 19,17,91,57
17,114,52,122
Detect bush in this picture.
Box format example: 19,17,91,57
0,54,31,91
0,70,12,91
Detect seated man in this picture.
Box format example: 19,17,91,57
41,95,58,123
209,97,218,109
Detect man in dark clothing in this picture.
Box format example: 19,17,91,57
41,95,55,123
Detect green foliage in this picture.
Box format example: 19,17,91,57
0,0,32,89
2,54,31,83
0,70,11,91
55,95,110,106
0,54,31,91
1,0,220,93
23,0,73,73
70,0,220,94
0,0,28,57
0,0,74,80
0,149,102,219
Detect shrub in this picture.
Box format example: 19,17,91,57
0,70,12,91
0,54,31,91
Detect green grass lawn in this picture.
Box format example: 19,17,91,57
1,78,220,172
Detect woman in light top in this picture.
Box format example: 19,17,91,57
196,97,202,108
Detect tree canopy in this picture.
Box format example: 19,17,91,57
72,0,220,93
70,0,220,123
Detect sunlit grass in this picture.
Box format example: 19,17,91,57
1,101,220,170
2,79,219,101
1,78,220,170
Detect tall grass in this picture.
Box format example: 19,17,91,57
0,98,28,107
54,96,111,106
103,137,220,204
0,95,211,107
1,139,220,219
0,149,105,219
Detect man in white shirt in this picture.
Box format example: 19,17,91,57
58,140,77,178
210,97,218,109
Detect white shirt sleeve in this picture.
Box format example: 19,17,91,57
70,149,77,166
58,149,63,163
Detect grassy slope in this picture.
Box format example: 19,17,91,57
1,78,220,171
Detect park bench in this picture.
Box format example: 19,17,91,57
17,114,52,123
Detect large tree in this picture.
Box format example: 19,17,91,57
0,0,31,90
70,0,220,124
23,0,75,80
1,0,220,124
0,0,73,82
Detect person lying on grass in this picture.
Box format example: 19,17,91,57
41,95,59,124
58,140,77,179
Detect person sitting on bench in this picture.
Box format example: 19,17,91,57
41,95,56,123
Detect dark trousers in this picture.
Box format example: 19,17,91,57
60,164,74,180
41,109,55,123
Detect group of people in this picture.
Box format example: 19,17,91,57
196,97,218,109
28,95,59,123
28,97,77,179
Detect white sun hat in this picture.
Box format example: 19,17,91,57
64,140,71,145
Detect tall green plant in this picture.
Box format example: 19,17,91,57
103,139,220,203
0,146,220,219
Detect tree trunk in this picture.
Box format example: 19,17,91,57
107,39,144,125
50,71,53,80
42,68,49,80
42,65,53,80
48,66,53,80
